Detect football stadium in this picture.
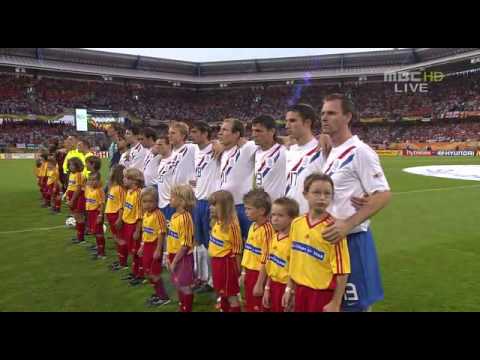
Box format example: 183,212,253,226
1,48,480,312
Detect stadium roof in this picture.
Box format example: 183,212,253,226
0,48,479,85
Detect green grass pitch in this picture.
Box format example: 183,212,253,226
0,156,479,312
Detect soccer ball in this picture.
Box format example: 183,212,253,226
65,217,76,228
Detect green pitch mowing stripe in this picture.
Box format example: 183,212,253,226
1,157,480,311
373,156,480,311
0,160,217,312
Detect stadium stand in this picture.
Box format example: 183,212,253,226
1,48,480,152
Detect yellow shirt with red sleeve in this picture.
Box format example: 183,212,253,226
67,172,85,192
105,185,126,214
266,232,292,285
142,209,167,243
40,162,48,178
84,186,105,211
208,219,243,258
241,222,274,272
46,166,60,186
166,211,194,255
122,188,142,225
288,213,351,290
35,165,42,179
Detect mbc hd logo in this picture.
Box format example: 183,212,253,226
384,71,445,93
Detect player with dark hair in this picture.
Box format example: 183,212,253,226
320,93,391,312
252,115,286,202
285,103,326,214
124,126,148,170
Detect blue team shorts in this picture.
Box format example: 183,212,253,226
193,199,210,248
160,204,175,223
341,228,384,312
235,204,252,241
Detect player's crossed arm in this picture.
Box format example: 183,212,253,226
322,190,391,244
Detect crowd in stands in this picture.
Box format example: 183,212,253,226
353,120,480,146
0,120,107,150
0,121,72,146
2,70,480,148
2,118,480,152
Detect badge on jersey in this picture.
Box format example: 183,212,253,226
301,156,310,167
266,157,275,168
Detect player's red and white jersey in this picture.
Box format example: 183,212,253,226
194,143,219,201
254,143,286,201
127,143,147,170
322,135,390,234
285,138,325,215
219,141,256,205
143,149,161,187
171,143,196,186
155,153,176,209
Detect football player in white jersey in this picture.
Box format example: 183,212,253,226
218,118,257,240
284,104,325,214
140,128,161,187
320,93,391,312
105,122,123,169
124,125,148,170
189,121,218,292
139,127,157,150
117,133,130,168
154,135,176,222
252,115,286,202
168,121,196,186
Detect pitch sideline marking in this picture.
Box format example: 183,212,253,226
0,225,66,235
0,184,478,235
394,184,480,195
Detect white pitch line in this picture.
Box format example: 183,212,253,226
394,184,480,195
0,184,478,234
0,225,66,235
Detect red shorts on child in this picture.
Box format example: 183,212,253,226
294,285,334,312
67,190,85,212
244,269,263,312
211,255,240,298
52,183,60,197
122,223,138,254
168,253,194,288
143,241,162,277
106,213,120,237
86,210,104,235
269,280,286,312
